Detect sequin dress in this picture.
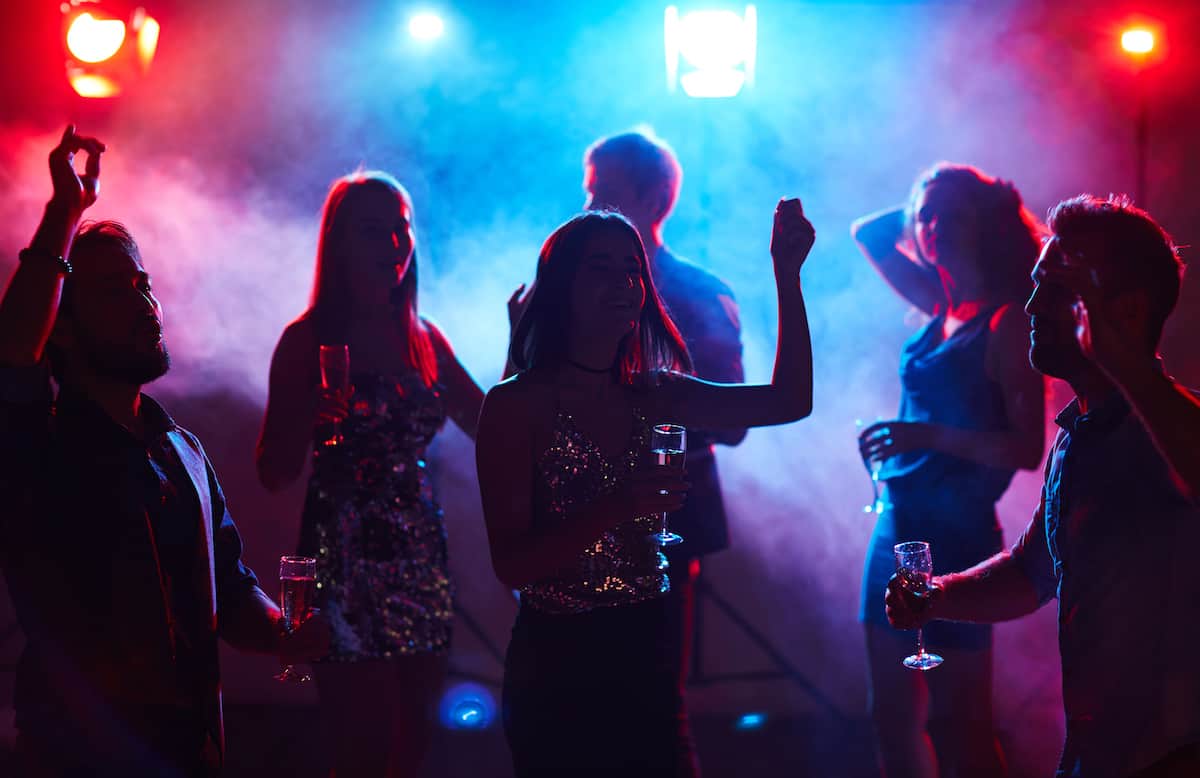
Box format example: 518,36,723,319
298,371,451,661
520,407,668,614
502,404,696,777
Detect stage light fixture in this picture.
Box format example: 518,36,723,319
66,12,126,63
62,1,160,98
1121,28,1155,55
1115,20,1165,210
665,5,757,98
408,11,446,41
735,712,767,730
438,682,495,730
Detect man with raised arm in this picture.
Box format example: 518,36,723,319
887,194,1200,778
0,126,328,776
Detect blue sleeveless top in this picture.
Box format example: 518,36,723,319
879,309,1015,507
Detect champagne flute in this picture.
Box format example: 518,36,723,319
274,555,317,683
319,344,350,447
648,423,685,547
893,541,943,671
855,418,890,514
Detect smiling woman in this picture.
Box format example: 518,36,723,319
255,170,485,776
477,201,815,775
566,230,650,366
509,210,688,383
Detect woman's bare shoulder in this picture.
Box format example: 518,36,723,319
485,371,556,413
278,311,318,349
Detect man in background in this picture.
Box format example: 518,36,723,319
583,128,748,738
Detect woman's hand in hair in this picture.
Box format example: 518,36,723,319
507,281,535,332
770,198,816,278
48,124,105,219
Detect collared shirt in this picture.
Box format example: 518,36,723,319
0,361,262,767
1011,380,1200,777
652,247,744,558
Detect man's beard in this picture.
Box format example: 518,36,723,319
79,336,172,385
1028,339,1086,383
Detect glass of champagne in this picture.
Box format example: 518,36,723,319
319,344,350,447
855,418,890,514
893,541,944,671
648,423,685,547
275,555,317,683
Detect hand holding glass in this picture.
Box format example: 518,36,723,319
648,423,685,547
275,555,317,683
893,541,943,670
319,344,350,447
856,418,890,514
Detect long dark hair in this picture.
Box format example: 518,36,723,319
510,211,691,383
908,163,1045,304
307,171,437,386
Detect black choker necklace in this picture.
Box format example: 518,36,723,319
566,358,613,374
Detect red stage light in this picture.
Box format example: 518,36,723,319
1121,28,1155,55
67,72,121,98
62,2,159,98
66,12,126,63
135,11,159,69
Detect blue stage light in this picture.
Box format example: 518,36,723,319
735,712,767,730
408,11,446,41
665,5,757,98
438,682,496,730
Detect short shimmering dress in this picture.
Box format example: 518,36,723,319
298,371,452,661
502,403,697,777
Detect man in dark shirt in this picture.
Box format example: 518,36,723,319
0,126,329,776
886,195,1200,778
582,130,747,699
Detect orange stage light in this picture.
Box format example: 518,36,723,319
66,12,126,63
62,1,159,98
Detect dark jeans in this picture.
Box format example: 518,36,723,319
503,598,697,777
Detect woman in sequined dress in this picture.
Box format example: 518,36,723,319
852,164,1046,778
476,202,815,776
257,171,484,776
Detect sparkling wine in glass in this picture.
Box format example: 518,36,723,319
855,418,891,514
319,344,350,447
893,541,943,671
648,423,685,547
275,555,317,683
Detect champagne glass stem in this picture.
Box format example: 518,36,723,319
916,628,926,659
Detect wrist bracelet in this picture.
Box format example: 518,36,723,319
18,247,72,275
